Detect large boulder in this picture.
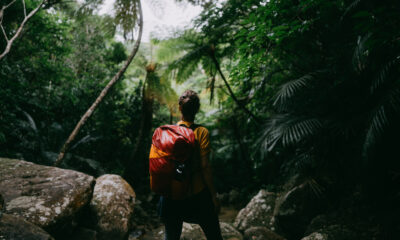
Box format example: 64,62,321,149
302,225,356,240
90,174,136,240
234,190,276,231
301,232,329,240
181,222,243,240
0,158,95,233
273,183,321,239
244,227,286,240
0,213,54,240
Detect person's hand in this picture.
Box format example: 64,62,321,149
212,196,221,215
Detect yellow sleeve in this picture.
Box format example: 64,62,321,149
196,127,210,157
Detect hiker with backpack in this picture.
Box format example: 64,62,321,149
149,90,223,240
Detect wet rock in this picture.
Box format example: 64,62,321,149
234,190,276,231
0,213,54,240
217,192,229,204
181,222,243,240
0,158,95,233
301,232,329,240
244,226,286,240
90,174,136,240
305,215,330,235
70,227,97,240
274,183,321,239
229,189,240,204
304,225,356,240
0,194,4,217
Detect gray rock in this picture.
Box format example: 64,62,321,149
234,190,276,231
0,213,54,240
228,189,240,204
70,227,97,240
90,174,136,240
0,158,95,232
244,227,286,240
306,225,356,240
273,183,320,239
181,222,243,240
301,232,329,240
305,215,330,235
0,194,4,217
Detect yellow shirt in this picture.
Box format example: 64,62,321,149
177,120,210,195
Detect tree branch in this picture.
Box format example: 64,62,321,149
22,0,27,18
0,0,44,61
1,25,8,42
211,53,261,124
54,0,144,167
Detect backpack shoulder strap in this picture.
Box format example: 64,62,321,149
179,123,201,131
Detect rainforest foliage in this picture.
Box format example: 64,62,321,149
1,0,399,219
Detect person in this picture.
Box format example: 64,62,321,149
158,90,223,240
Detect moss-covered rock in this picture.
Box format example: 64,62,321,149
234,190,276,231
90,174,136,240
0,158,95,234
0,213,54,240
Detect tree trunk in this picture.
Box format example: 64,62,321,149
123,70,154,185
231,115,253,184
54,0,144,167
210,54,260,123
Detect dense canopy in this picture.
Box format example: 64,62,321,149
1,0,399,238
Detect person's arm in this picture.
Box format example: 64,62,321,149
201,154,220,213
198,128,220,213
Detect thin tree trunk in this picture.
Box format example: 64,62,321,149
0,0,44,61
231,115,253,183
124,70,154,184
210,54,260,123
54,0,144,167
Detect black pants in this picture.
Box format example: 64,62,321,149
158,189,223,240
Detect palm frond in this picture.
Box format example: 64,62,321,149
352,33,371,73
371,56,400,93
165,45,207,83
273,74,313,109
114,0,139,40
70,134,99,150
156,37,190,63
305,178,324,198
363,105,388,157
258,115,322,152
22,111,38,134
341,0,363,21
388,88,400,113
364,81,400,158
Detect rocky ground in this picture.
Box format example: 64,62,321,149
132,206,239,240
0,158,390,240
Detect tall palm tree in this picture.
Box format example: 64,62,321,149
157,30,260,123
123,41,178,183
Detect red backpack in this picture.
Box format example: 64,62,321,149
149,124,197,199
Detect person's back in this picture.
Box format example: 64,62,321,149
157,90,222,240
